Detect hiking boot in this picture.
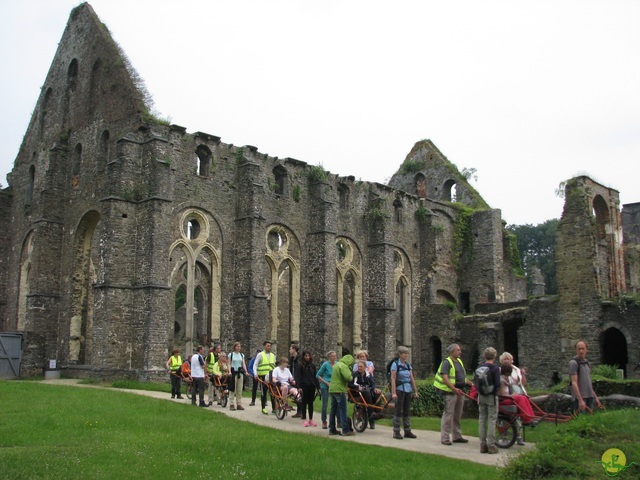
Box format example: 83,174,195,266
343,431,355,437
229,405,236,411
487,445,499,454
322,422,328,429
480,443,488,454
393,432,403,440
236,405,244,411
404,431,417,439
452,438,469,443
328,430,340,435
249,402,255,406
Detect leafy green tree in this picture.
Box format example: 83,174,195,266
507,219,559,295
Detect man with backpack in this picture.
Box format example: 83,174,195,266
475,347,501,454
569,340,602,413
434,343,473,445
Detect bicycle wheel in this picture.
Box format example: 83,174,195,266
495,416,517,448
352,406,368,433
185,383,192,400
275,398,287,420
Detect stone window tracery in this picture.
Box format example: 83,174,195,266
336,237,362,353
265,225,300,356
170,209,221,353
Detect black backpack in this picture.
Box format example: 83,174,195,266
473,365,495,395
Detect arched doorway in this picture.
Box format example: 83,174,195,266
599,327,628,377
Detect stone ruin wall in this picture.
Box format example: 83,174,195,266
4,3,638,384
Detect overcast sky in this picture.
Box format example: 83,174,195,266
1,0,638,225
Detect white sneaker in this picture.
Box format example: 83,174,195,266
517,437,525,445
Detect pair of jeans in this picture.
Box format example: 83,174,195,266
319,386,329,423
329,392,350,433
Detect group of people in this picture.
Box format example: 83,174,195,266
165,341,248,409
434,343,531,454
167,339,602,449
168,342,420,440
434,340,602,455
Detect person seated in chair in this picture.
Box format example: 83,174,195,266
499,364,535,426
271,357,299,409
349,360,381,429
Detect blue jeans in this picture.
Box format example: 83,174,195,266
320,386,329,423
329,392,350,434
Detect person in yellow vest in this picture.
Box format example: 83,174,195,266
253,340,276,415
434,343,472,445
165,348,183,399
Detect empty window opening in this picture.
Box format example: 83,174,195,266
394,198,403,224
443,179,457,202
25,164,35,206
196,145,212,177
338,184,350,209
273,166,287,195
187,219,201,240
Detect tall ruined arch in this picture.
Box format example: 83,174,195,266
593,194,613,297
336,236,363,354
168,209,222,353
265,224,300,356
39,87,53,137
17,231,34,331
393,248,412,349
69,210,100,364
25,164,35,206
88,58,103,117
63,58,78,127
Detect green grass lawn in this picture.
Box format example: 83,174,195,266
7,379,637,480
0,381,498,480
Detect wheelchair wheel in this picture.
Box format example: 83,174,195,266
185,383,192,400
352,406,368,433
275,399,287,420
495,416,517,448
221,390,228,408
